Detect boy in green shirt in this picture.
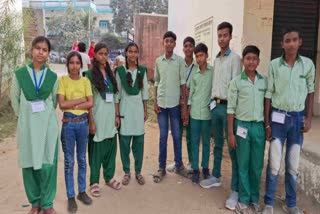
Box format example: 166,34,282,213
263,27,315,214
188,43,212,184
228,45,267,213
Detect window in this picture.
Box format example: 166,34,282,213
99,20,109,29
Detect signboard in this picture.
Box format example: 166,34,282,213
194,17,214,63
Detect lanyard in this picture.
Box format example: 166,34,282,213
104,77,110,89
186,64,194,82
32,68,45,96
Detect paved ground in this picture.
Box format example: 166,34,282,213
0,64,318,214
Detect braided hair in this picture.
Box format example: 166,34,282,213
125,42,143,89
92,42,118,93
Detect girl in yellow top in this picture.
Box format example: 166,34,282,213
57,51,93,213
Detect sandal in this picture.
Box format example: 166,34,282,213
122,174,131,185
28,207,41,214
135,173,145,185
90,183,100,197
153,169,166,183
106,178,121,190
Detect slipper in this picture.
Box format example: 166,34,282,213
122,174,131,186
153,169,166,183
135,173,145,185
106,178,121,190
90,183,101,197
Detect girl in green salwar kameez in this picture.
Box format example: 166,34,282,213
115,43,148,185
11,36,58,214
84,42,121,197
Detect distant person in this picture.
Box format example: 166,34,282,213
11,36,59,214
115,50,125,67
78,42,91,72
71,40,79,51
88,41,95,59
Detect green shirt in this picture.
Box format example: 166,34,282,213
265,55,315,112
211,49,242,99
11,64,59,169
115,68,149,136
227,71,267,122
154,53,186,108
188,65,213,120
184,59,197,88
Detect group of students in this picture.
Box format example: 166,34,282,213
11,20,314,214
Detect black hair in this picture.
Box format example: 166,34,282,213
281,27,301,40
194,43,208,54
92,42,118,93
242,45,260,58
124,42,143,89
66,51,83,73
78,42,86,52
183,37,195,46
31,36,51,52
163,31,177,41
217,22,233,35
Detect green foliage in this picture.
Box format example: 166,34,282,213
46,8,89,52
110,0,168,34
99,33,127,50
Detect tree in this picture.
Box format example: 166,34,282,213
110,0,168,34
46,8,88,52
99,33,126,50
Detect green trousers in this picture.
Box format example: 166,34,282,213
181,120,192,163
119,134,144,174
190,118,210,170
235,120,265,204
88,135,117,185
22,143,58,210
211,104,238,191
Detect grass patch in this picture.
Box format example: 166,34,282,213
0,100,17,141
147,83,157,123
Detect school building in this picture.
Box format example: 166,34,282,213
169,0,320,116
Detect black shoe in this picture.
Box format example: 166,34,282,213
77,192,92,205
202,168,210,179
67,197,78,213
192,170,200,184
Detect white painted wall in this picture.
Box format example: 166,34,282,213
168,0,245,63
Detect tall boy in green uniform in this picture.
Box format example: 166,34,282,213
228,45,267,213
200,22,242,211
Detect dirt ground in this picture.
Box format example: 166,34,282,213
0,64,319,214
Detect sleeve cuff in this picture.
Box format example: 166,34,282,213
265,92,272,99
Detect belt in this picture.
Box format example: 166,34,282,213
213,97,228,104
62,117,87,123
272,108,303,117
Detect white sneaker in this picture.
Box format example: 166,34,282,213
262,205,274,214
199,176,221,188
186,164,193,173
166,163,176,172
225,191,238,210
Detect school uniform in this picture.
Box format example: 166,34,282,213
115,65,148,175
264,55,315,208
227,71,267,204
188,65,213,171
210,48,242,191
57,76,92,199
154,53,186,170
84,69,118,185
181,59,197,164
10,63,59,210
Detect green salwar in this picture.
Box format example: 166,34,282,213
181,122,192,163
22,144,58,210
211,104,238,191
190,118,210,170
119,134,144,174
234,119,265,204
88,135,117,185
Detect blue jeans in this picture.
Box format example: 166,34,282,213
264,109,304,208
158,105,183,169
61,112,89,199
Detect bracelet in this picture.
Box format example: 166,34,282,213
265,125,271,129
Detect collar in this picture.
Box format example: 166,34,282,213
240,70,263,80
279,54,302,65
28,62,47,70
196,65,210,74
184,58,195,67
162,53,176,61
216,48,231,58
